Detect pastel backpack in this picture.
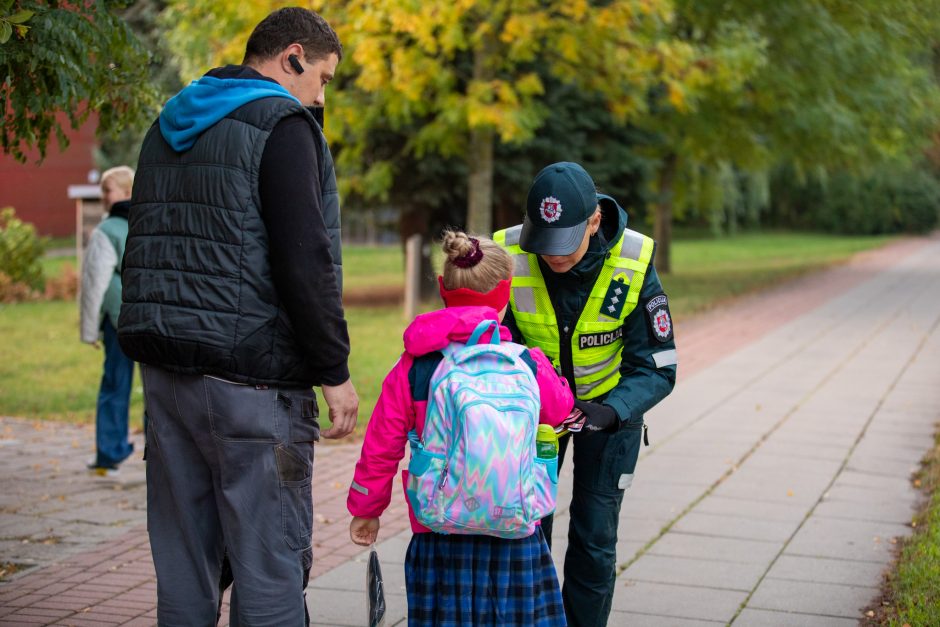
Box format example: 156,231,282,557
405,319,558,539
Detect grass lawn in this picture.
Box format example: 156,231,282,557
341,245,404,292
0,300,148,427
0,300,411,430
44,235,76,251
0,233,896,431
662,231,895,320
870,428,940,625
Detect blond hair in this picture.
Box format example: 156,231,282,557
100,166,135,195
441,229,512,292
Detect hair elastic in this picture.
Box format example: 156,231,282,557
452,238,484,268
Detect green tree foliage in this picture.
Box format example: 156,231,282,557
361,76,654,297
161,1,276,83
163,1,709,232
0,0,159,163
160,0,940,265
96,0,183,169
641,0,940,269
160,0,676,291
329,0,716,235
491,79,654,228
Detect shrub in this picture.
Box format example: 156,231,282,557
43,263,78,301
769,165,940,235
826,174,896,235
892,169,940,233
0,271,39,303
0,207,47,302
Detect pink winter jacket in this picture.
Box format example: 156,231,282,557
346,306,575,533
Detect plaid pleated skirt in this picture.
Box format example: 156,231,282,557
404,527,566,627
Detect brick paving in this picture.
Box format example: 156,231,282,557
1,234,937,626
0,421,409,626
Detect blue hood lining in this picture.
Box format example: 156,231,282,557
159,76,301,152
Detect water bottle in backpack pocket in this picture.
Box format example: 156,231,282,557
406,319,558,539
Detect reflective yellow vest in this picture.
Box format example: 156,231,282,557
493,225,655,400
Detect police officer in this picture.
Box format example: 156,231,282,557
494,162,677,627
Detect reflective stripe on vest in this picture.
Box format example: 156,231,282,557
494,226,655,400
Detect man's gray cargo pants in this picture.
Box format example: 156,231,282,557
142,365,320,626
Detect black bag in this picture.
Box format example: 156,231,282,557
367,544,386,627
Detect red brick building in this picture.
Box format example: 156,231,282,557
0,112,99,237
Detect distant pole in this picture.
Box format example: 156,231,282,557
404,234,422,320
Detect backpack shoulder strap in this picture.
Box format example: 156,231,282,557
519,347,538,378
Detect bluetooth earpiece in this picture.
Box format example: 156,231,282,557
288,54,305,74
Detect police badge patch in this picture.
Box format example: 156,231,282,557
645,294,673,343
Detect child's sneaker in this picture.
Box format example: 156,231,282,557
87,463,120,477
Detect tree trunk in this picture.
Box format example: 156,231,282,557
465,29,497,236
399,206,437,300
493,192,520,232
653,153,678,274
467,128,495,235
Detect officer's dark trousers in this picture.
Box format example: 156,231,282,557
542,423,643,627
142,366,319,626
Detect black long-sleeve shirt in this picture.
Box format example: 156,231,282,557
258,109,350,385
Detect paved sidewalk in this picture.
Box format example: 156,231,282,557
2,235,939,626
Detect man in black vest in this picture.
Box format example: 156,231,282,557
119,8,357,625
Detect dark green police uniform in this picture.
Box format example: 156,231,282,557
494,164,677,627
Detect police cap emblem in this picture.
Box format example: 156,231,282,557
539,196,563,223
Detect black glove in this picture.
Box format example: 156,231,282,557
573,400,618,432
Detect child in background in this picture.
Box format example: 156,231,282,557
348,230,573,627
80,166,136,476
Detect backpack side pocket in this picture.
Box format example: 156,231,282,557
531,456,559,523
405,430,447,528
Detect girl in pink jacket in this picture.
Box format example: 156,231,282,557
348,230,573,626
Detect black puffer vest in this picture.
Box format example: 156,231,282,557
118,97,341,387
